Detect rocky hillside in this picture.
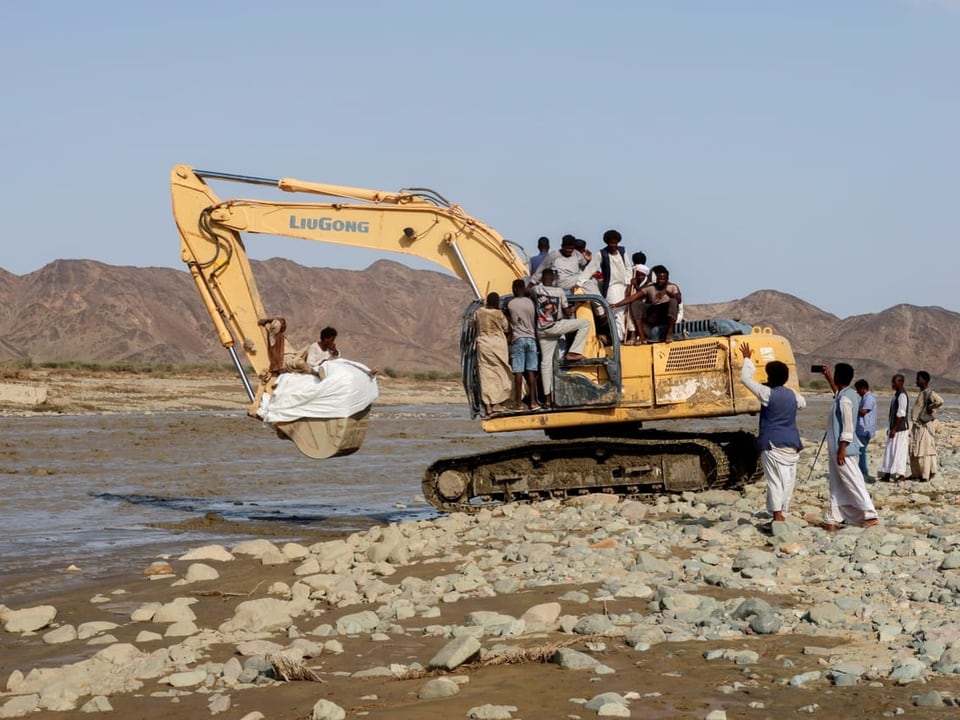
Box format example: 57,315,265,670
1,259,958,386
688,294,960,387
0,259,472,374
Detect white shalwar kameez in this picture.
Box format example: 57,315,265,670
879,392,909,478
824,391,878,526
603,252,630,341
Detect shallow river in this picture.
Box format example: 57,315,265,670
0,405,546,578
0,397,853,583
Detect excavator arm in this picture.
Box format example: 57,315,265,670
170,164,527,458
172,164,802,512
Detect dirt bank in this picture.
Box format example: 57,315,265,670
0,369,462,416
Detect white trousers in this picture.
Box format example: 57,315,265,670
879,431,909,477
606,282,628,341
761,446,800,514
824,451,878,526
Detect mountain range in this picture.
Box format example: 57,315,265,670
1,259,957,388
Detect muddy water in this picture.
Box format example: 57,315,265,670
0,398,837,581
0,405,545,577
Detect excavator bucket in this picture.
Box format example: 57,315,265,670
273,408,371,459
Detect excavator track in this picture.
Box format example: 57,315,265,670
422,430,760,513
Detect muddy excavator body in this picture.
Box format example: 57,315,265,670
171,165,798,506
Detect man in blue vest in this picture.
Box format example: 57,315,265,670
739,342,806,534
818,363,879,530
878,373,910,482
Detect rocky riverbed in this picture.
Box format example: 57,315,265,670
3,372,960,719
5,451,960,719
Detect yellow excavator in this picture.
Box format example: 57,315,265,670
171,164,799,512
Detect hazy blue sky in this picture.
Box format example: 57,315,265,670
2,1,957,317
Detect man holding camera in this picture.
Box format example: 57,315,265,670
816,363,879,530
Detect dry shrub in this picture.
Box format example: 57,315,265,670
270,655,325,682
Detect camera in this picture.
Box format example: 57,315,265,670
810,364,825,373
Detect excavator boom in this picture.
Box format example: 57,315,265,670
171,164,527,459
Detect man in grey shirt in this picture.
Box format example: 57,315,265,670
529,235,586,290
505,279,540,410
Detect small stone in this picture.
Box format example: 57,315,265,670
466,704,518,719
552,648,599,670
142,561,175,576
42,624,78,644
4,605,56,633
165,669,207,688
417,677,460,699
164,620,199,637
77,621,119,639
131,602,161,622
806,603,845,626
208,694,231,714
179,544,235,562
789,671,822,686
1,694,40,716
427,635,480,670
311,699,346,720
585,693,627,711
184,563,220,583
80,695,113,713
598,703,631,717
889,658,925,685
914,690,943,707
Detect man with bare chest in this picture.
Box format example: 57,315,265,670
612,264,681,344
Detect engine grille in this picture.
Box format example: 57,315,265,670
664,341,720,372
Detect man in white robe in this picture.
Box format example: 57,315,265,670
821,363,878,529
879,373,909,482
